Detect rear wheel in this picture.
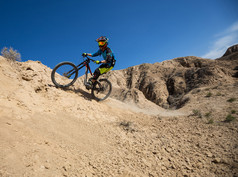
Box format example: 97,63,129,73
51,62,78,88
92,79,112,101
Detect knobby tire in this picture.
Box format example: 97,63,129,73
92,79,112,101
51,62,78,88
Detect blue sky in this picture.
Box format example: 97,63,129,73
1,0,238,71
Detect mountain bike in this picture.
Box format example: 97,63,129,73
51,56,112,101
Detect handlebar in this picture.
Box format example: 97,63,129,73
82,55,96,63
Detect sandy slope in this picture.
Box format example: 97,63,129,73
0,56,238,176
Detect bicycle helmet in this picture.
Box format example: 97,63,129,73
96,36,109,47
96,36,109,42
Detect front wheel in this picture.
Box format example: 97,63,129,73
51,62,78,88
91,79,112,101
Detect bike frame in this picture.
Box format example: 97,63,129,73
74,57,94,86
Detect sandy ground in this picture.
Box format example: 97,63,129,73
0,56,238,176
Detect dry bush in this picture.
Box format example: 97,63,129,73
225,114,236,122
192,109,202,118
227,98,236,103
206,92,212,97
119,121,136,133
1,47,21,61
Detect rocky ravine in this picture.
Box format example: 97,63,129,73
0,45,238,176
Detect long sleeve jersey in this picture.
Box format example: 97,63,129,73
92,47,116,67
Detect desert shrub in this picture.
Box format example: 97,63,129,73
206,92,212,97
119,121,135,133
204,112,213,124
120,121,131,127
192,109,202,118
207,118,214,124
205,112,212,118
225,114,236,122
231,110,236,114
1,47,21,61
227,98,236,103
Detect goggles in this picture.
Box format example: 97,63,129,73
98,41,106,46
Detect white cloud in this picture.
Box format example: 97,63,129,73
202,21,238,59
228,21,238,33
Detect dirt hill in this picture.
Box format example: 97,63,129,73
105,45,238,109
0,45,238,176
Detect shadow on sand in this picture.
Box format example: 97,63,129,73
48,84,94,101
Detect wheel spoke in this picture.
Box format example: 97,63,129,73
92,79,112,101
51,62,78,88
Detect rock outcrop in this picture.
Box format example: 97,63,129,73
222,44,238,57
105,49,238,109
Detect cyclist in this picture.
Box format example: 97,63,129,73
82,36,116,88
